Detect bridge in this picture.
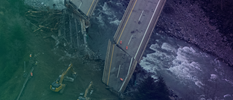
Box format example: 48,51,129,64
67,0,166,94
16,0,166,99
102,0,166,93
71,0,99,17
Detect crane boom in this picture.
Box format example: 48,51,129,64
59,63,73,84
50,63,76,93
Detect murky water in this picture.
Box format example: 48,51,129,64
140,33,233,99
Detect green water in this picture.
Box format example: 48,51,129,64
0,0,28,85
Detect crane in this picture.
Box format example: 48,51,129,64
50,63,76,93
77,81,93,100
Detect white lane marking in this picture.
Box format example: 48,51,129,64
138,10,144,21
117,65,121,78
134,0,161,59
127,58,133,75
128,35,134,45
119,58,133,92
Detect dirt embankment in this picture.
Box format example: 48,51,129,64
155,0,233,66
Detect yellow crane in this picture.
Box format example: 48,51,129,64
77,81,93,100
50,63,76,93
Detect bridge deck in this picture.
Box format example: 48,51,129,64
102,0,166,93
69,0,99,17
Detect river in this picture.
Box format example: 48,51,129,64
91,0,233,99
23,0,233,99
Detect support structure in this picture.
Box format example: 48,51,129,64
59,0,99,57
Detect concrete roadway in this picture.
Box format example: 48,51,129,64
103,0,166,93
103,40,138,93
114,0,166,62
69,0,99,17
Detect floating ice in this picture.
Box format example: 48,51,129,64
96,14,105,26
110,19,121,25
210,74,217,80
195,81,204,88
224,94,231,98
161,43,177,53
102,2,114,16
149,44,160,51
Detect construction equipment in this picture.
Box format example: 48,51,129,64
78,81,93,100
50,63,76,93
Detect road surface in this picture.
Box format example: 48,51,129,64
102,0,166,93
69,0,99,17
